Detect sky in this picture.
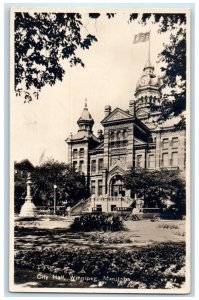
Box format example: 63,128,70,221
11,11,172,166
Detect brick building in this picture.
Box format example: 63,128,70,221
66,60,186,213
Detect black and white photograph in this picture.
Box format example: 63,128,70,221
9,7,190,293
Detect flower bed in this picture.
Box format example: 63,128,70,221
69,214,123,232
15,242,186,289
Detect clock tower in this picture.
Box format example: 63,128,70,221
134,59,162,123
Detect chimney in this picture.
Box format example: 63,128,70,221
97,129,104,141
129,100,135,116
104,105,111,117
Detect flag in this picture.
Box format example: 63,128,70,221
133,32,150,44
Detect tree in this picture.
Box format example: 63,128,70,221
124,167,186,215
14,159,89,213
31,159,89,207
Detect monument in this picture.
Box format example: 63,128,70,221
19,172,37,217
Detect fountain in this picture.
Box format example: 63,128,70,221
19,172,37,218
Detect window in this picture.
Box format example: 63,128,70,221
162,138,169,149
110,131,114,140
73,149,78,158
109,142,114,149
98,159,103,171
171,152,178,166
123,130,128,139
117,131,121,140
116,141,120,148
79,160,84,172
162,153,169,168
79,148,84,158
73,161,77,170
148,154,155,169
111,205,117,211
172,137,178,148
96,205,102,212
91,160,96,172
136,155,142,168
98,180,103,196
91,181,95,195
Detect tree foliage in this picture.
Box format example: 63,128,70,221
15,12,97,102
32,159,89,207
14,159,89,213
124,167,186,214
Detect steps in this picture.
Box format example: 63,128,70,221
70,198,91,216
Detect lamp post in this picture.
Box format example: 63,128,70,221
53,184,57,215
118,194,122,216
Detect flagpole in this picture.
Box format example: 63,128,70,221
148,32,151,62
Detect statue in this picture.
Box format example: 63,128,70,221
19,172,37,217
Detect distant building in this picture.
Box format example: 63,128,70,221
14,159,34,179
66,59,186,213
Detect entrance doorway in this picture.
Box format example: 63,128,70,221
110,175,125,197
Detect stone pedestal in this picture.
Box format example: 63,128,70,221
19,173,37,217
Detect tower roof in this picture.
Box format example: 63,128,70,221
77,99,94,124
77,99,94,134
143,59,154,71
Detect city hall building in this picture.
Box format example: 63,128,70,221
66,60,186,214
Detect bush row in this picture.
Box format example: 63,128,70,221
15,242,185,289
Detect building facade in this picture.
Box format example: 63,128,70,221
66,60,186,213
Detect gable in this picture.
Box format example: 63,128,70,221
101,108,133,124
108,165,126,177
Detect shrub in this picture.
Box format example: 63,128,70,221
15,242,186,289
69,214,123,232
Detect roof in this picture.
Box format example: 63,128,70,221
77,101,94,124
14,159,34,170
101,107,134,124
143,59,154,71
66,131,99,143
150,115,185,131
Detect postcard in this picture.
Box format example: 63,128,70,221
9,7,190,293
